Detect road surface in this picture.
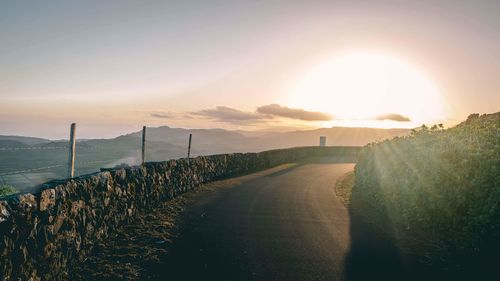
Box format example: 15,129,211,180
146,161,365,281
74,159,409,280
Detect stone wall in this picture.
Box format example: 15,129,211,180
0,146,359,280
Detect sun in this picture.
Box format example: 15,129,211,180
288,52,446,128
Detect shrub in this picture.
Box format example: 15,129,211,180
0,184,17,196
335,171,354,206
353,112,500,270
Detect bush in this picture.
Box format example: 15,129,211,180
335,171,354,206
0,184,17,196
353,112,500,270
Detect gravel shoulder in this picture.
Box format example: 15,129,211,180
334,171,355,207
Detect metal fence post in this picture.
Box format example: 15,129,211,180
187,133,192,158
141,126,146,164
68,123,76,178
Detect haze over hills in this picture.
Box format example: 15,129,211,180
126,126,410,155
0,126,409,193
0,135,51,147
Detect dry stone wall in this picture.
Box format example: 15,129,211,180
0,146,359,280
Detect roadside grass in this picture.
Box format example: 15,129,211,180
0,184,16,196
334,171,354,207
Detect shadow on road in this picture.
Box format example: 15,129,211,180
265,156,357,178
299,156,358,164
344,187,500,281
343,195,410,281
264,163,303,178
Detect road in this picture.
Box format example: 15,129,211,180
146,161,365,281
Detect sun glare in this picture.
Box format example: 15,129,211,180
288,52,446,127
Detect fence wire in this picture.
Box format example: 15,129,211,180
0,164,66,176
0,159,124,177
0,125,190,194
0,145,108,151
0,146,68,151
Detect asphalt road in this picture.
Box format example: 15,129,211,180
147,161,367,281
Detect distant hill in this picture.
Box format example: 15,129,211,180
122,126,410,156
0,140,28,148
0,135,50,146
255,127,409,148
0,126,410,193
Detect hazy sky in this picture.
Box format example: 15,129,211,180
1,0,499,139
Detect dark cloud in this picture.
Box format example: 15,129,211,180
191,106,269,124
257,104,333,121
150,112,174,119
375,113,411,122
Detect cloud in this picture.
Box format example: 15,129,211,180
257,104,333,121
375,113,411,122
150,111,174,119
191,106,269,124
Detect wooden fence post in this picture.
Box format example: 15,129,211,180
187,133,192,158
68,123,76,178
141,126,146,164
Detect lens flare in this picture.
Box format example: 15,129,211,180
288,52,447,127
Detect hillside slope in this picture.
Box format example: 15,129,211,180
353,112,500,276
0,135,50,146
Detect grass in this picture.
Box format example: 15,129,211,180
353,112,500,274
335,171,354,207
0,184,16,196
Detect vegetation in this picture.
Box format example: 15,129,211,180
335,171,354,206
0,127,405,193
353,112,500,271
0,184,17,196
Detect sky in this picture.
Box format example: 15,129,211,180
1,0,499,139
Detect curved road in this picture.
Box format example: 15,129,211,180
148,161,362,281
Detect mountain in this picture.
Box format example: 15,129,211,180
252,127,410,148
116,126,410,156
0,140,28,148
0,126,410,193
0,135,50,146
